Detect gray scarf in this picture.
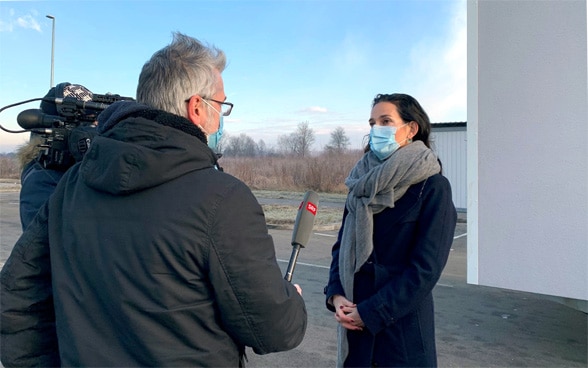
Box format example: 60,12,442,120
337,140,440,367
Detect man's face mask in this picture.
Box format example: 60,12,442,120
201,99,224,150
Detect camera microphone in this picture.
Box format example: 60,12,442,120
285,191,319,282
17,109,63,130
47,97,111,111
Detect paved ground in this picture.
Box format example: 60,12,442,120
1,188,586,367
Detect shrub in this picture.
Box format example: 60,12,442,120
0,155,20,179
220,150,362,194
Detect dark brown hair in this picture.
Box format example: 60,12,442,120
364,93,432,151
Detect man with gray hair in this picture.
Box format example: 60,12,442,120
1,32,307,367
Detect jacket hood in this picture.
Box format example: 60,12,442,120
15,136,43,168
81,101,217,195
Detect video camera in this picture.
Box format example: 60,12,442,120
1,82,134,171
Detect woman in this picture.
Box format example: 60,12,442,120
325,93,457,367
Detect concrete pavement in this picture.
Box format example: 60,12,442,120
1,189,586,367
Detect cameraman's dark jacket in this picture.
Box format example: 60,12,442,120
16,138,66,230
1,101,307,367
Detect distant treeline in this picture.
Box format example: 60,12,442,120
1,121,365,190
0,153,19,179
0,150,363,194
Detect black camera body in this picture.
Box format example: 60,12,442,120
26,93,133,171
35,119,93,171
0,83,134,172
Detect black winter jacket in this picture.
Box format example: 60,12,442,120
1,102,307,367
325,174,456,367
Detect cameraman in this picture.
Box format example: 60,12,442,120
17,135,63,230
17,82,97,230
1,32,307,367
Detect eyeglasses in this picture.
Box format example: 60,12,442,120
185,96,234,116
204,98,233,117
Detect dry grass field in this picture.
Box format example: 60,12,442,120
219,152,362,194
1,151,359,229
253,190,346,230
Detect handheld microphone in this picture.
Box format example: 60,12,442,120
17,109,63,129
285,190,319,282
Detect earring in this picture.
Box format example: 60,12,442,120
407,137,413,143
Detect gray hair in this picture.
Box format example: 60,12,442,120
136,32,226,117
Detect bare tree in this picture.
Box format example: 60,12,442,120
257,139,267,156
223,133,259,157
324,126,350,153
216,131,229,154
277,134,296,155
277,121,315,157
296,121,315,157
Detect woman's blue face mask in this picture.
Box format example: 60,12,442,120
369,124,408,161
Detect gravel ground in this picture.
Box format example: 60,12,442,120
0,179,343,230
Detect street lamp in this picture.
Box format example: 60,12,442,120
46,15,55,88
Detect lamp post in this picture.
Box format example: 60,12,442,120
46,15,55,88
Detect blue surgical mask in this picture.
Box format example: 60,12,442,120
207,115,223,150
201,99,224,150
369,124,406,161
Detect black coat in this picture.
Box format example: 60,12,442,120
1,103,307,367
325,173,457,367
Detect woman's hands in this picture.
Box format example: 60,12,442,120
332,295,364,331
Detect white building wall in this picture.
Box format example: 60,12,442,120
468,0,587,302
431,127,467,210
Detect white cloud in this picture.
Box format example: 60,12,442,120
16,14,41,32
0,10,42,33
300,106,328,113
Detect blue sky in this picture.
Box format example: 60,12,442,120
0,0,466,153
